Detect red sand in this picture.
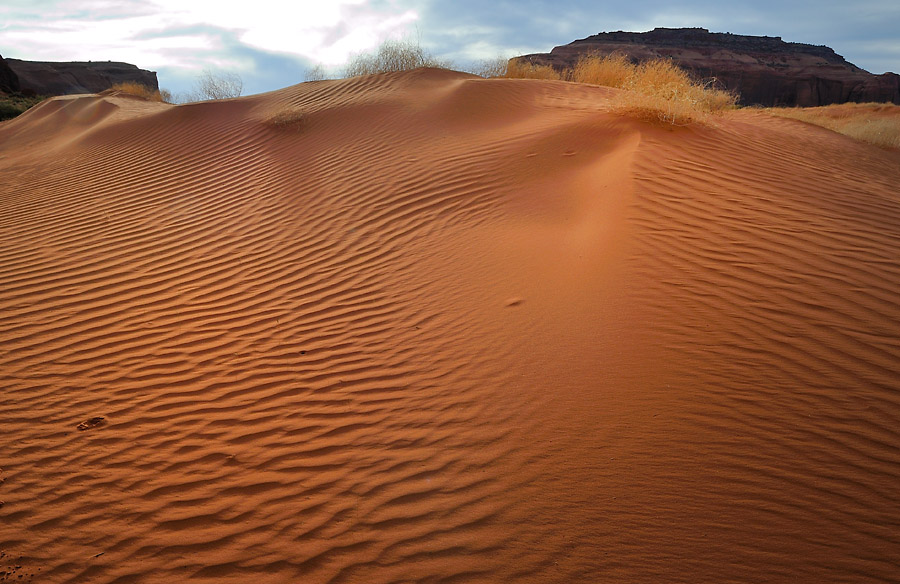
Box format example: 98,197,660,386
1,69,899,583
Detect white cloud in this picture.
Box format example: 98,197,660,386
147,0,418,62
1,0,897,92
0,0,421,69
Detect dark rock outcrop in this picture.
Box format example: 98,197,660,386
0,54,21,94
516,28,900,107
4,59,158,96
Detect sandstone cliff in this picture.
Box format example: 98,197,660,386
0,54,21,94
517,28,900,107
4,59,158,96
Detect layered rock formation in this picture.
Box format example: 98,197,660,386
4,59,158,96
0,54,21,94
517,28,900,107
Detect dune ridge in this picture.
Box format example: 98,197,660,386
1,69,899,583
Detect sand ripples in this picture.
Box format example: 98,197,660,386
2,70,899,582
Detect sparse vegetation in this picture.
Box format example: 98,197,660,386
570,52,632,88
767,102,900,149
108,81,164,102
505,58,562,81
0,93,45,121
181,70,243,102
468,56,510,79
343,38,452,77
506,52,737,125
305,64,330,82
265,108,305,130
607,58,737,124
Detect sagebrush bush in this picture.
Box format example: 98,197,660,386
469,56,509,78
305,64,330,82
344,38,452,77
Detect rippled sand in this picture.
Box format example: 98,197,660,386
1,68,899,583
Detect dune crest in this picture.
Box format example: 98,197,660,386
2,68,899,583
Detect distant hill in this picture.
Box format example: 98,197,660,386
515,28,900,107
2,57,158,96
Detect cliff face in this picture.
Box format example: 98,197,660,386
4,59,158,96
517,28,900,107
0,54,21,94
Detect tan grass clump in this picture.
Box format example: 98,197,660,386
504,58,562,81
109,81,163,102
767,103,900,149
592,56,736,124
618,59,736,124
506,53,736,124
571,52,632,88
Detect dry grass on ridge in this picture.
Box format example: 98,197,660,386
505,59,563,81
300,41,898,143
108,81,165,102
507,52,738,125
767,102,900,150
312,39,733,125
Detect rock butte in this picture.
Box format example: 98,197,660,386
0,55,158,96
516,27,900,107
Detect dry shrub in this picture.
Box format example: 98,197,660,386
611,58,737,125
109,81,163,102
305,64,330,82
505,58,562,80
191,70,243,101
767,103,900,149
613,91,706,125
470,56,509,78
344,38,453,77
696,82,741,112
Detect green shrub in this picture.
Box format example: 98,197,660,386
0,93,45,121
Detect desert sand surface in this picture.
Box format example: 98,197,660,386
1,68,899,583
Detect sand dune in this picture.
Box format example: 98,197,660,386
1,68,899,583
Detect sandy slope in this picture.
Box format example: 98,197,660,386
1,69,899,583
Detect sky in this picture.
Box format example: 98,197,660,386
1,0,898,98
